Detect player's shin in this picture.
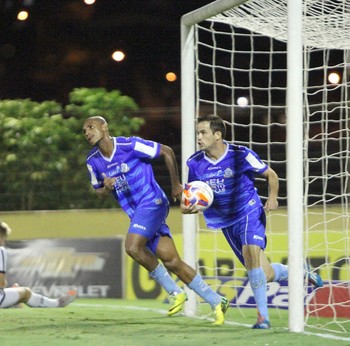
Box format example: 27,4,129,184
248,267,269,323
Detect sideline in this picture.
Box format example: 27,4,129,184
74,303,350,342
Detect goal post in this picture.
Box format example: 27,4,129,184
286,0,304,332
180,0,249,318
181,0,350,334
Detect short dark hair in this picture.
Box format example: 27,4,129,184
197,115,226,139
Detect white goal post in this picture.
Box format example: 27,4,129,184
181,0,350,334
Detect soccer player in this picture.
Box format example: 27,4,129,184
0,221,76,308
83,116,229,324
181,114,323,329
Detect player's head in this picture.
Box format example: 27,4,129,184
83,116,109,146
196,115,226,152
197,115,226,140
0,222,11,243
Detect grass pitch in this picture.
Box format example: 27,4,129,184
1,299,350,346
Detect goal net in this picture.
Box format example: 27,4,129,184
181,0,350,335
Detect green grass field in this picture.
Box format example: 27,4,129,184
2,299,350,346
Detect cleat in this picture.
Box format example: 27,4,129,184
212,297,229,325
168,291,187,316
252,313,271,329
305,262,323,288
58,288,77,307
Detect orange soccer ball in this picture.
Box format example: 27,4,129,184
182,181,214,212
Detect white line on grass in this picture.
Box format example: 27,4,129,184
74,302,251,327
74,303,350,342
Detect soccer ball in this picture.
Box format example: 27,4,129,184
182,180,214,212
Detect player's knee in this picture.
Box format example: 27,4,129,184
18,287,32,302
125,243,142,261
125,245,136,259
265,268,275,282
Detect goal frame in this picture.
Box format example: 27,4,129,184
180,0,304,331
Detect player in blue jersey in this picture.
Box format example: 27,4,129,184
181,114,323,329
0,221,76,308
83,116,229,324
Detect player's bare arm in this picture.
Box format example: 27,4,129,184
159,144,183,201
261,167,279,211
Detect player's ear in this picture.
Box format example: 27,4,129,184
215,131,221,141
101,123,108,132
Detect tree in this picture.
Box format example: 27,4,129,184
0,88,143,210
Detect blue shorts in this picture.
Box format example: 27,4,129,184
221,207,267,266
128,204,172,254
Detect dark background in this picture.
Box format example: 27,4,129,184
0,0,211,107
0,1,214,210
1,1,345,210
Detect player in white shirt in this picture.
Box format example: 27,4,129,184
0,221,76,308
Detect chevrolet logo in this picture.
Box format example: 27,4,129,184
8,247,107,278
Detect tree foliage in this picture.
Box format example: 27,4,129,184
0,88,143,210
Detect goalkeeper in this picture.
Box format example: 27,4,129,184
0,221,76,308
83,116,229,324
181,114,323,329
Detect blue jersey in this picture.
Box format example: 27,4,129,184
186,142,268,229
86,136,169,218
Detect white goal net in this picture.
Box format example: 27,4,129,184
181,0,350,335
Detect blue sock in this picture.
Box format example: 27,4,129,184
149,264,182,295
187,273,221,309
248,267,269,321
271,263,288,282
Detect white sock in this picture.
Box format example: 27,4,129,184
26,292,59,308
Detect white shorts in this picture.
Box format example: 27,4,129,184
0,288,21,308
